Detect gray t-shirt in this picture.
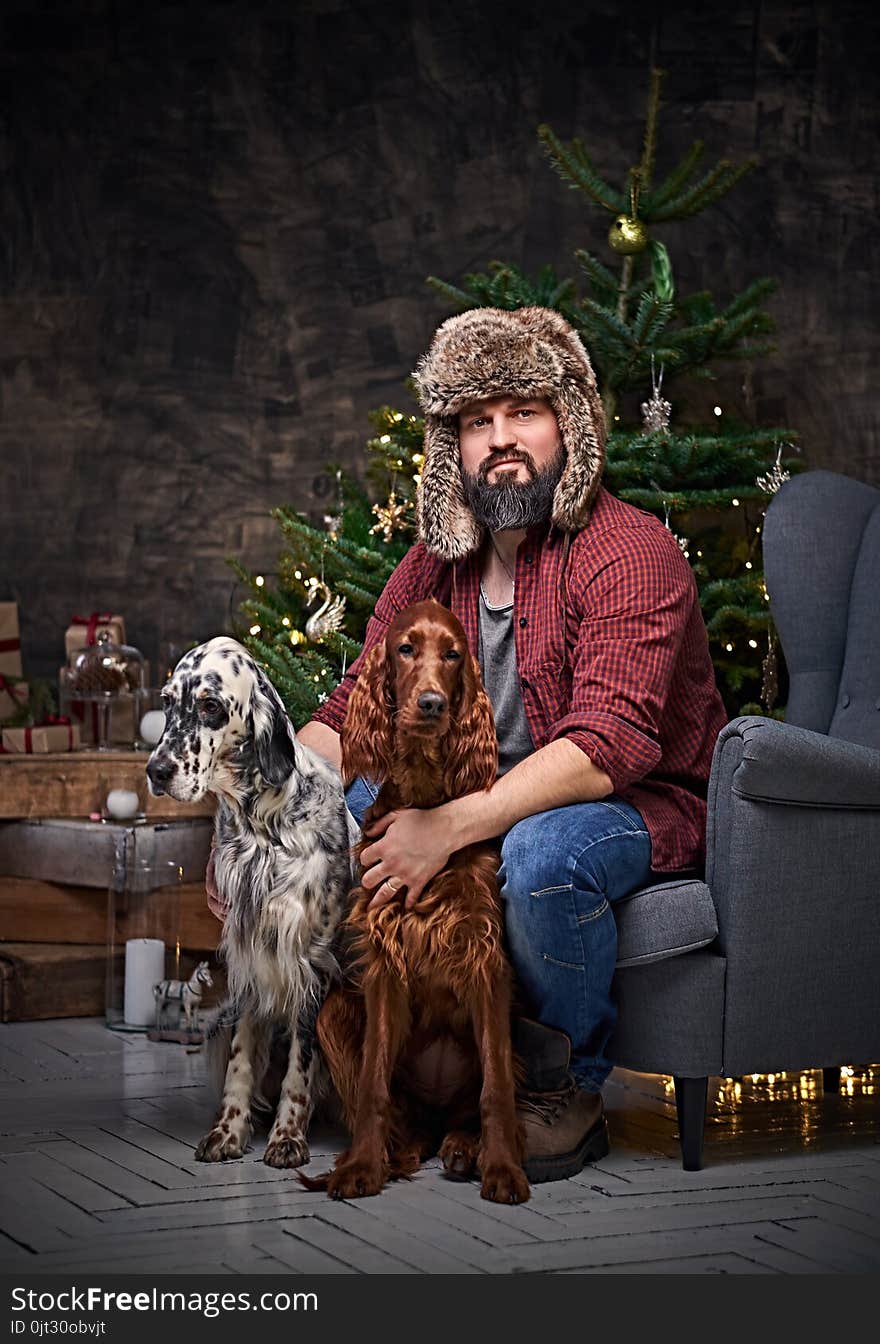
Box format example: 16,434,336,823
477,588,534,777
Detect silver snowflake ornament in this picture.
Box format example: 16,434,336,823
641,389,672,433
756,462,791,495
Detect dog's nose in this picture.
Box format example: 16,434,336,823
417,691,447,718
146,755,176,793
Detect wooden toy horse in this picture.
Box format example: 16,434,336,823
154,961,213,1031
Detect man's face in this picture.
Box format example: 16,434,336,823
458,394,564,532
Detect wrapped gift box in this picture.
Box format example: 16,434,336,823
64,611,127,664
0,603,22,677
2,722,81,753
0,604,24,718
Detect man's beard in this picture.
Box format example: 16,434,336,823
461,445,565,532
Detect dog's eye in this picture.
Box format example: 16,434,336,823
397,643,414,656
442,650,462,661
199,697,222,715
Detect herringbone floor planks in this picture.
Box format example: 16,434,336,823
0,1018,877,1274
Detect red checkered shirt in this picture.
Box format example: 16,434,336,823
313,485,729,873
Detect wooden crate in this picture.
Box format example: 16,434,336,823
0,816,214,886
0,750,215,820
0,942,228,1022
0,943,109,1021
0,816,220,1018
0,877,220,950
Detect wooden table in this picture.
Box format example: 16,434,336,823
0,750,214,820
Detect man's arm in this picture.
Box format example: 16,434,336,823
441,738,612,849
296,718,342,771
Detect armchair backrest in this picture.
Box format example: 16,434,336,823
763,469,880,749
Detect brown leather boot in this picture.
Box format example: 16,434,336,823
512,1017,610,1183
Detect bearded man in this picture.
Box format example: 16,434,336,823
213,306,729,1182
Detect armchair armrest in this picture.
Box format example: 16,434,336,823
705,715,880,1075
719,715,880,808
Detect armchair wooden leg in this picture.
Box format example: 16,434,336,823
674,1076,708,1171
822,1066,840,1094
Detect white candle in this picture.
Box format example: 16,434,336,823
139,710,166,747
124,938,166,1026
106,788,140,819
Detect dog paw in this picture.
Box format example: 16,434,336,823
439,1131,479,1180
195,1128,247,1163
263,1133,310,1168
480,1162,531,1205
326,1158,387,1200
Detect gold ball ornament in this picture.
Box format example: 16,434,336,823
608,214,649,255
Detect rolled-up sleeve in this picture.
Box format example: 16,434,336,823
546,527,695,792
311,544,438,733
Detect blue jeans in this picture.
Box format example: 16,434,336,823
344,780,653,1094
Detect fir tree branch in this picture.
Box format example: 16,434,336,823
642,140,706,212
722,276,778,319
336,578,387,608
650,158,758,221
574,249,628,301
578,297,637,353
639,67,665,191
537,124,626,213
425,276,479,310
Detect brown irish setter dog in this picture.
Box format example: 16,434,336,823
311,599,529,1204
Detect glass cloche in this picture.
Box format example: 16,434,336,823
60,631,147,750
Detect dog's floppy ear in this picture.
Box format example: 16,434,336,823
444,651,498,796
341,640,394,788
250,671,298,788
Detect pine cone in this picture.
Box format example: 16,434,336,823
68,659,128,695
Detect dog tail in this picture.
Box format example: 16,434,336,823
295,1148,417,1195
295,1169,331,1191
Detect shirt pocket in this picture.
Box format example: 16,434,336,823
519,659,571,747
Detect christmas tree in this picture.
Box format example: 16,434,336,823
228,412,422,727
231,68,799,723
427,67,800,716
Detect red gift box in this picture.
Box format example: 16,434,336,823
2,722,81,754
0,604,26,720
0,602,23,676
64,611,127,665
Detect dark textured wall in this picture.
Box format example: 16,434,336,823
2,0,878,680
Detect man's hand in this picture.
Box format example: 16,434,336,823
206,843,228,923
360,807,459,911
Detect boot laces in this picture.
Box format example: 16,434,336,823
517,1074,578,1123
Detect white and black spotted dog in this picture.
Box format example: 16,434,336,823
146,636,356,1169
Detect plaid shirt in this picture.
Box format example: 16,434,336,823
313,485,729,872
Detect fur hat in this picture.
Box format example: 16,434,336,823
411,306,607,561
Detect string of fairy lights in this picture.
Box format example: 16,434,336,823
661,1066,874,1137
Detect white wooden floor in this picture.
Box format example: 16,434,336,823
0,1018,878,1275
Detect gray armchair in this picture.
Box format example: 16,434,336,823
607,469,880,1169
